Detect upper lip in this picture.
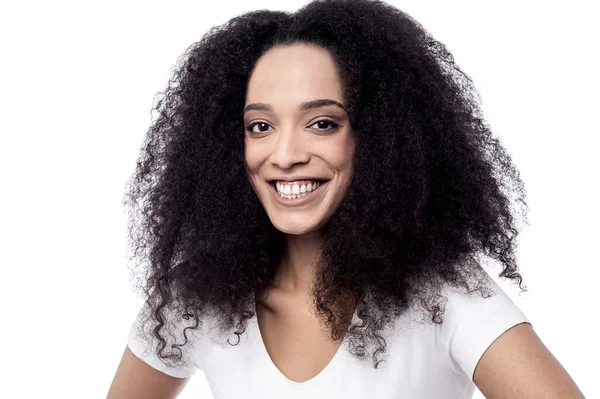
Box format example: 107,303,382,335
268,176,329,182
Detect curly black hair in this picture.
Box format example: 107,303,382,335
123,0,529,370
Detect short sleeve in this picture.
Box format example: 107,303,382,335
429,275,531,382
126,301,201,378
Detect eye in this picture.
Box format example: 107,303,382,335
245,119,341,135
309,119,340,132
245,122,273,135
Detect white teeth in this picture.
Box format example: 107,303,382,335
274,180,322,199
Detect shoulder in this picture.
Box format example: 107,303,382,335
472,321,585,398
428,274,531,381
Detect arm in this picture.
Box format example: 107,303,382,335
106,346,191,399
473,323,585,398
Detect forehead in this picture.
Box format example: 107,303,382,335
245,43,344,103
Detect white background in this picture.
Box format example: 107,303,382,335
1,0,597,397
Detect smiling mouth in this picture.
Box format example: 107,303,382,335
268,179,329,198
267,179,329,202
267,179,328,186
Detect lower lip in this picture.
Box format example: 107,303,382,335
269,181,328,207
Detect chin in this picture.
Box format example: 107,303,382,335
266,215,324,234
271,222,315,235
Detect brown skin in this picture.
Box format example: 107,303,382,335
255,284,358,383
106,346,190,399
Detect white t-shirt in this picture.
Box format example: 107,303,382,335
127,275,530,398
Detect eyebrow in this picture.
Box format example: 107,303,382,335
243,98,346,116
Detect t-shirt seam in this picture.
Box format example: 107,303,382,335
425,322,464,378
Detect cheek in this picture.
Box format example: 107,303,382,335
244,140,257,170
342,135,356,169
244,142,266,185
321,137,355,169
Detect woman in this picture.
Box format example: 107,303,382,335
107,0,585,397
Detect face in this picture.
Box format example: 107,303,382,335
243,43,355,236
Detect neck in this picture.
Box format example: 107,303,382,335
272,228,325,296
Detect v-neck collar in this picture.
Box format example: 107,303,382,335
250,296,356,390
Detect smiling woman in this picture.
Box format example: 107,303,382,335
106,0,585,398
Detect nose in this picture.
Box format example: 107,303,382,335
268,126,310,169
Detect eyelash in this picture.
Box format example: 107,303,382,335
245,119,341,135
